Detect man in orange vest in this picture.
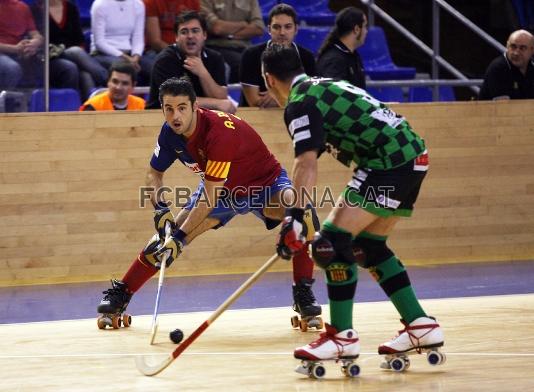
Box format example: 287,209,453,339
80,61,145,111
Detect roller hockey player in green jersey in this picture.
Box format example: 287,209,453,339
262,44,445,376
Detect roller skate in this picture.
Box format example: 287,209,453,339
97,279,133,329
290,278,323,331
294,323,361,379
379,316,446,372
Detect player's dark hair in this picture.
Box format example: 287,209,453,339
268,3,298,25
261,44,305,82
158,77,197,105
175,10,207,34
317,7,365,58
108,60,137,84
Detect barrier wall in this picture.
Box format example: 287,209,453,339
1,100,533,285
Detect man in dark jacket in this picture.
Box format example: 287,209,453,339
147,10,235,112
479,29,534,100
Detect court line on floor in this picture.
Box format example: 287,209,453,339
1,352,533,359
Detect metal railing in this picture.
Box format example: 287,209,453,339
362,0,505,100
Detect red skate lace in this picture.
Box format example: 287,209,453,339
309,330,358,356
394,321,438,354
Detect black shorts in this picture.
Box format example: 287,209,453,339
342,151,429,217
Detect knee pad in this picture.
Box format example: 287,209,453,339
311,230,355,269
352,235,394,268
142,233,162,267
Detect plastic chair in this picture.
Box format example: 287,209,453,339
251,30,271,45
73,0,93,28
285,0,336,25
294,26,331,56
408,86,455,102
358,27,416,80
367,87,405,103
29,88,82,112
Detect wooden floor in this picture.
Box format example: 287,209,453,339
2,294,533,391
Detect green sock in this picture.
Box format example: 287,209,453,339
372,256,426,323
327,263,358,331
322,221,357,331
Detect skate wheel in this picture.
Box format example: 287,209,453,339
404,357,411,370
316,316,324,330
299,319,308,332
97,316,107,330
111,314,122,329
310,363,326,379
427,350,445,366
346,363,360,378
291,316,299,328
122,313,132,328
390,357,406,372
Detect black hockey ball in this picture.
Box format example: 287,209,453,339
169,328,184,344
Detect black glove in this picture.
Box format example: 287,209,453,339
276,208,307,260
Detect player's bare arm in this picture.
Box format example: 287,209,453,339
291,150,319,209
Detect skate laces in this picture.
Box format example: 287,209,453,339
101,280,127,301
395,320,439,353
309,325,358,354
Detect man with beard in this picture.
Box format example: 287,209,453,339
146,10,235,113
80,61,145,111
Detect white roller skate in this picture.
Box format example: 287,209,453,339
379,316,446,372
294,323,361,379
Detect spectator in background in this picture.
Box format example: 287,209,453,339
240,3,315,108
90,0,153,85
479,29,534,100
147,11,235,113
317,6,368,89
144,0,200,53
201,0,264,83
31,0,108,100
0,0,43,89
80,61,145,111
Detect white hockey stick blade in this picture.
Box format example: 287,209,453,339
135,354,174,376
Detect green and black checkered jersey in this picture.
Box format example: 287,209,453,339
284,75,426,170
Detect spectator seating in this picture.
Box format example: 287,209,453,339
251,30,271,45
408,86,456,102
294,26,330,56
73,0,93,28
29,88,81,112
358,26,416,80
367,86,405,103
284,0,336,25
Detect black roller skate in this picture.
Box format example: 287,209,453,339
97,279,133,330
291,278,323,332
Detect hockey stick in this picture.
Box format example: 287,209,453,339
149,222,173,345
135,253,280,376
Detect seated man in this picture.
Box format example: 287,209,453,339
144,0,200,54
201,0,265,83
146,10,235,113
479,29,534,100
239,3,316,108
80,61,145,111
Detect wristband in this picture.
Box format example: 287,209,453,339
172,229,187,245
